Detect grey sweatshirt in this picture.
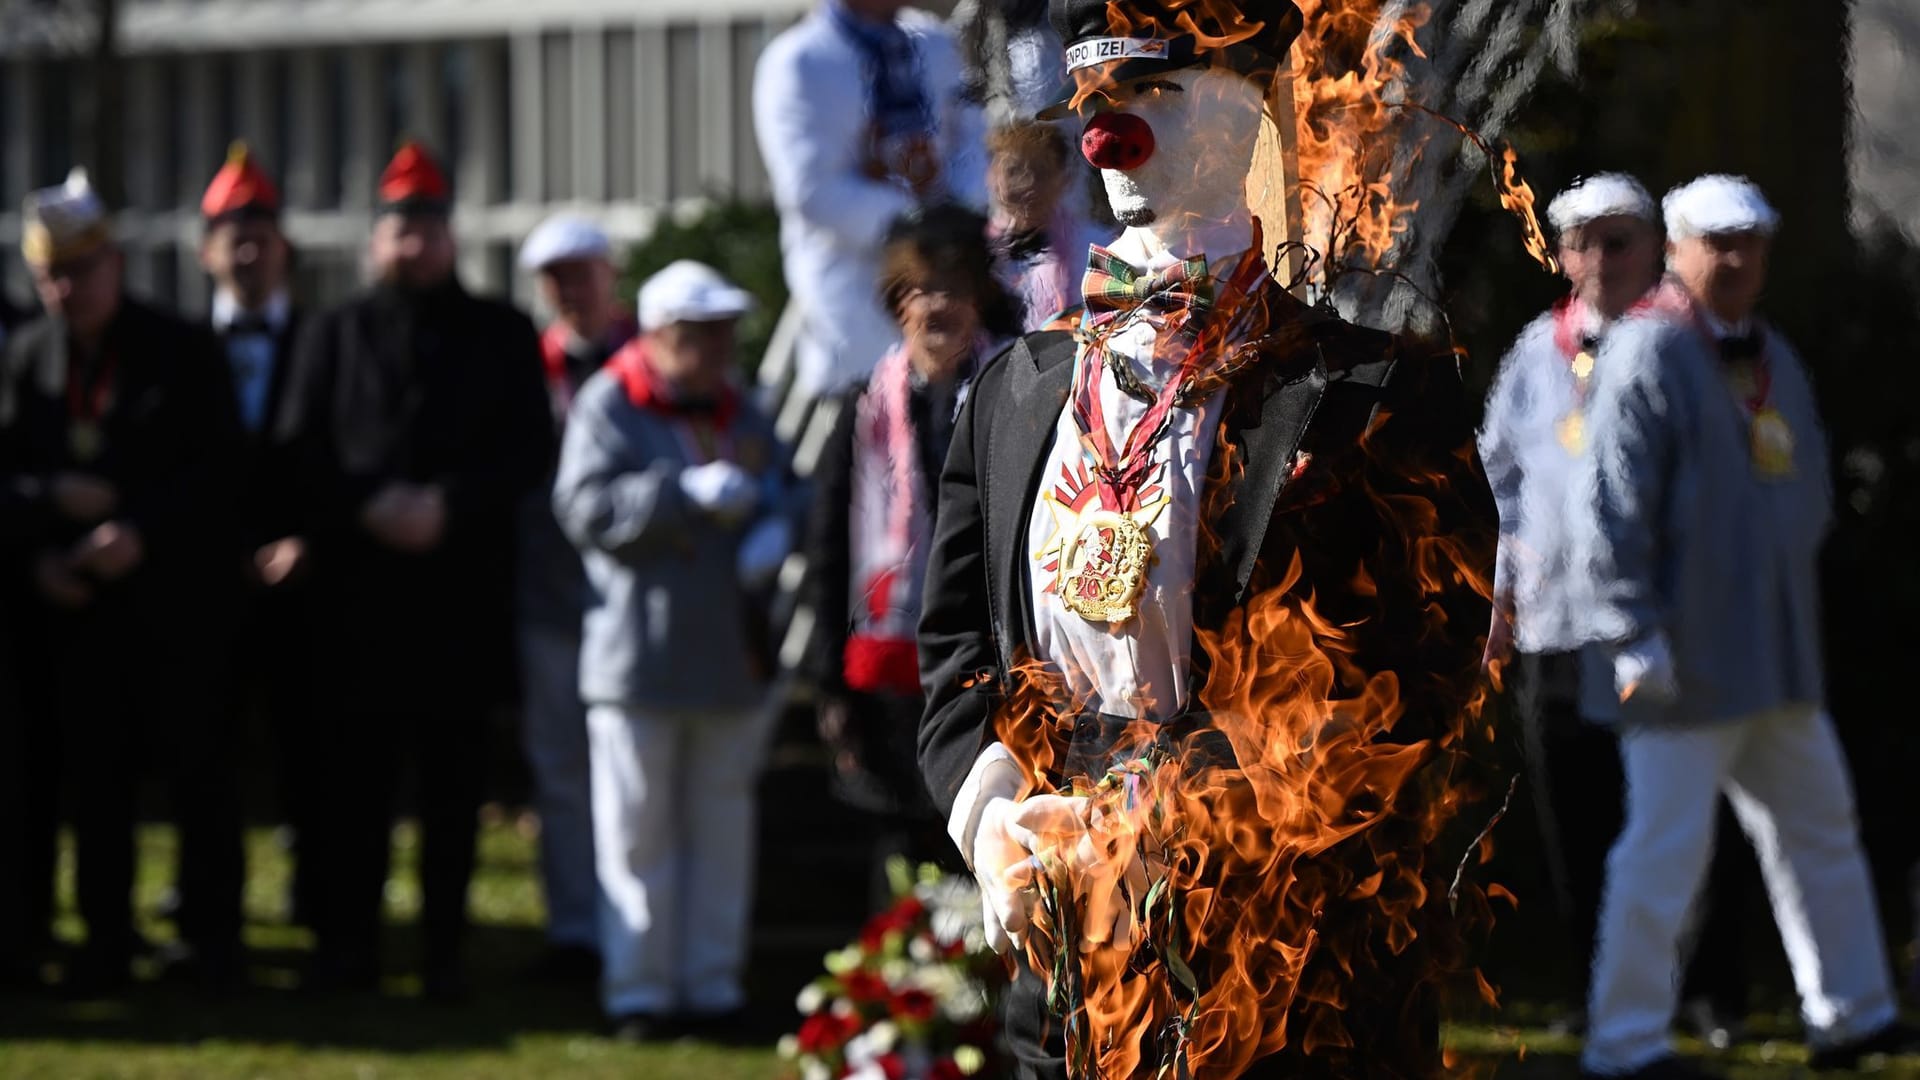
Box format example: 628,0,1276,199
552,371,795,711
1569,314,1831,726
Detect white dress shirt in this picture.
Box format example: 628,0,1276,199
1023,237,1231,720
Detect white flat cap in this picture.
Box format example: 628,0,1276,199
1547,173,1657,233
1663,174,1780,240
519,214,612,271
22,167,111,267
637,260,755,331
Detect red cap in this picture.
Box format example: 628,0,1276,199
201,141,282,221
378,140,451,213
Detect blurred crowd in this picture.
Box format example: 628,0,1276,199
0,0,1101,1039
0,0,1913,1073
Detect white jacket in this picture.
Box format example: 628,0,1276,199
753,7,989,396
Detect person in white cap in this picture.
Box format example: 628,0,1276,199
0,168,244,995
752,0,989,395
1480,173,1752,1044
1571,175,1918,1077
511,214,636,985
552,259,800,1041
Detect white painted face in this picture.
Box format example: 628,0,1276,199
1080,67,1268,236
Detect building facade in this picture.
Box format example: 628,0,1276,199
0,0,819,313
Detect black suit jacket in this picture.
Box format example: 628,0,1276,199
0,298,244,601
213,308,307,547
274,280,552,702
917,286,1496,810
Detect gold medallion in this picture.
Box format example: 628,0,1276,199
1557,410,1587,455
69,420,102,463
1056,508,1156,624
1751,408,1795,478
1570,350,1595,381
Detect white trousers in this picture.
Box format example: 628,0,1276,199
1583,705,1896,1074
519,625,599,949
588,702,773,1018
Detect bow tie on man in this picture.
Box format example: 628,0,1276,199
1719,331,1763,362
226,314,275,336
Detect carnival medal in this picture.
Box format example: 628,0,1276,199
1042,494,1168,624
1557,335,1597,456
68,420,102,463
1750,407,1796,479
1725,345,1794,480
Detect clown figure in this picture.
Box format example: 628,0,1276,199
915,1,1498,1076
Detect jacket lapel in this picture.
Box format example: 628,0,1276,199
1208,341,1329,607
986,332,1076,663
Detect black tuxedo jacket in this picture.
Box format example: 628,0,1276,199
916,285,1498,812
274,280,551,705
214,308,306,546
0,298,244,598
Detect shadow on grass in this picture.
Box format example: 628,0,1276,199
0,924,825,1055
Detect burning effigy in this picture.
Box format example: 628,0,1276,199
915,1,1503,1077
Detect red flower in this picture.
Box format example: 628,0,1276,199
797,1012,852,1054
858,895,931,950
890,988,937,1023
877,1053,908,1080
839,969,892,1003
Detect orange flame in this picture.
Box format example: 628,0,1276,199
990,355,1500,1076
1290,0,1431,282
1495,144,1561,276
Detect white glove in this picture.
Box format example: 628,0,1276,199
970,794,1148,961
1614,633,1679,705
736,516,792,590
679,461,758,522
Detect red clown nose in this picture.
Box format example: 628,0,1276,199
1081,112,1156,171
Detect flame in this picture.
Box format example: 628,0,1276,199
990,354,1500,1077
1290,0,1431,283
1494,144,1561,276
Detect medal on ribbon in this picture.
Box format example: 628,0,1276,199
1726,350,1794,480
1750,406,1795,478
69,421,102,462
66,349,116,464
1557,348,1596,455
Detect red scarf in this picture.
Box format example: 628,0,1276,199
539,315,638,412
1550,278,1691,361
605,338,740,430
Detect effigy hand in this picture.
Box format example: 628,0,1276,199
972,793,1150,961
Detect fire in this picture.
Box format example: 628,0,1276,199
1494,144,1561,276
1290,0,1431,285
990,380,1499,1077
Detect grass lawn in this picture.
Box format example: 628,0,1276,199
1,818,1914,1079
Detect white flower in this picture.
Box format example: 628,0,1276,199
825,946,865,975
831,996,859,1019
881,958,912,984
844,1032,876,1067
908,937,936,964
866,1020,899,1055
954,1045,987,1075
801,1061,833,1080
777,1034,801,1060
795,983,826,1014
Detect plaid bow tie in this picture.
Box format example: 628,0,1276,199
1081,247,1214,327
